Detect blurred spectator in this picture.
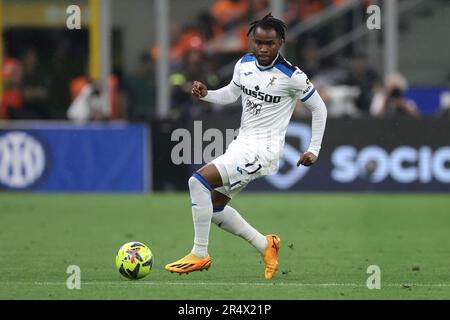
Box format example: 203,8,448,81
127,52,157,120
284,0,301,27
342,52,380,115
67,74,125,123
48,40,74,119
284,0,324,27
285,0,347,26
437,73,450,118
299,39,322,79
204,0,251,62
1,57,24,119
250,0,270,19
211,0,249,31
203,24,249,62
67,79,103,123
21,48,51,119
322,85,361,117
151,23,205,68
294,76,360,118
170,49,220,120
111,69,130,120
197,11,223,42
370,73,420,118
298,0,325,22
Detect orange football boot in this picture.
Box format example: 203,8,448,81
262,234,281,280
165,253,211,274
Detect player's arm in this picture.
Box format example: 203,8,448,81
191,61,241,104
292,72,327,167
297,91,327,166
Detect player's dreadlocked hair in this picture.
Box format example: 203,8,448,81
247,13,287,41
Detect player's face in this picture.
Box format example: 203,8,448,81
252,27,282,66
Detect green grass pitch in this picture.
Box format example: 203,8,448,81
1,193,450,299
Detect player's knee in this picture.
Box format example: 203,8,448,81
188,175,197,190
188,173,212,192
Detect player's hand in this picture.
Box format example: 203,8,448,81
297,152,317,167
191,81,208,98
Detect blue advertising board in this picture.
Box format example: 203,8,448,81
0,123,150,192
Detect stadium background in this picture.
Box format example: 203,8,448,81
1,0,450,300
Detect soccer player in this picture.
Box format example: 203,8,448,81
165,14,327,279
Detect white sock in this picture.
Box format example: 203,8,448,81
212,205,268,253
189,173,213,259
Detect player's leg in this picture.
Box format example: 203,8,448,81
211,190,268,253
211,188,280,280
207,147,281,279
196,163,223,189
189,164,222,258
165,163,222,274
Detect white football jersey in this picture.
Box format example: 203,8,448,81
230,53,315,149
201,52,327,161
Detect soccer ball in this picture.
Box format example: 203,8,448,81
115,241,153,280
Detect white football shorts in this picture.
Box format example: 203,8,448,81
211,136,281,198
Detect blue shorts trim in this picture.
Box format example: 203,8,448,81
192,172,212,191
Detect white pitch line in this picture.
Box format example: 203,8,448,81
4,281,449,288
